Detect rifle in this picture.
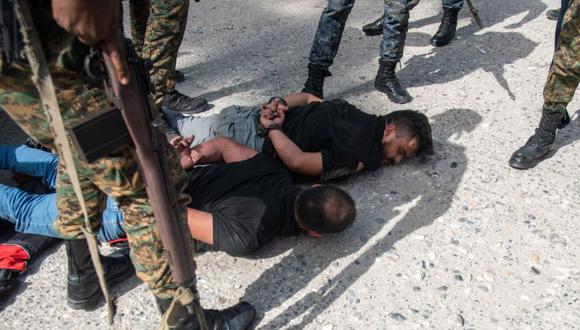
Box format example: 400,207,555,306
95,35,208,329
466,0,484,29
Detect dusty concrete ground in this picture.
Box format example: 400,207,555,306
1,0,579,329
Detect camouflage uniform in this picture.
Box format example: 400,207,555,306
543,0,579,114
308,0,464,68
0,3,189,299
129,0,189,105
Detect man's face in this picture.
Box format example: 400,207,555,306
381,125,419,165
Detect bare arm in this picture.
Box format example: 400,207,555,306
281,93,323,107
267,129,323,176
182,137,258,169
186,208,213,245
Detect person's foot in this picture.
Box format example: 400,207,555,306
430,8,460,47
66,240,135,311
175,70,186,83
162,90,210,114
362,14,385,36
302,64,332,99
509,110,564,170
157,298,255,330
374,60,412,104
0,269,20,298
546,8,560,20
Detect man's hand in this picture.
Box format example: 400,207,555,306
170,136,200,169
170,135,194,151
51,0,129,84
260,98,287,127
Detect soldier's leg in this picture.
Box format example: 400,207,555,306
375,0,419,104
544,0,579,110
129,0,152,56
432,0,464,47
509,1,579,170
141,0,209,114
303,0,356,98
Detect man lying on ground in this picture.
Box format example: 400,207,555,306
1,143,356,258
162,93,433,181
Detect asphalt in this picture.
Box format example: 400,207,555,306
1,0,579,329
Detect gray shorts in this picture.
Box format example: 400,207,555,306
161,105,265,151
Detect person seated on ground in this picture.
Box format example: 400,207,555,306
162,92,434,182
1,143,356,257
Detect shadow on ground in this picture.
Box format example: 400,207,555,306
243,109,482,328
333,0,545,101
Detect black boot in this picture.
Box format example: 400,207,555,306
375,60,412,104
66,239,134,311
162,90,210,114
509,109,565,170
156,297,255,330
302,64,332,99
430,8,460,47
362,14,385,36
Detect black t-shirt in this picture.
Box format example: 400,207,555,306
261,99,385,181
185,153,300,256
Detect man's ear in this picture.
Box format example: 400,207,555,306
383,124,397,142
408,137,418,150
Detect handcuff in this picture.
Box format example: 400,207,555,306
257,123,282,137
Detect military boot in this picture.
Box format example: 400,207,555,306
375,60,412,104
162,90,210,114
156,297,255,330
362,14,385,36
302,64,332,99
66,239,135,311
509,109,566,170
430,8,460,47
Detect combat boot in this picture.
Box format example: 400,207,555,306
430,8,460,47
156,297,255,330
302,64,332,99
362,14,385,36
375,60,412,104
508,109,566,170
162,90,210,114
66,239,135,311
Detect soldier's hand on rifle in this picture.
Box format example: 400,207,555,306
51,0,130,85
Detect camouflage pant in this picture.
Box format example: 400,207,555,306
543,0,579,113
0,3,190,299
308,0,464,68
129,0,190,105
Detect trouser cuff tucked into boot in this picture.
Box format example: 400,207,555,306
302,64,332,99
509,107,565,170
375,60,412,104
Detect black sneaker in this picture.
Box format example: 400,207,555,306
162,90,210,114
